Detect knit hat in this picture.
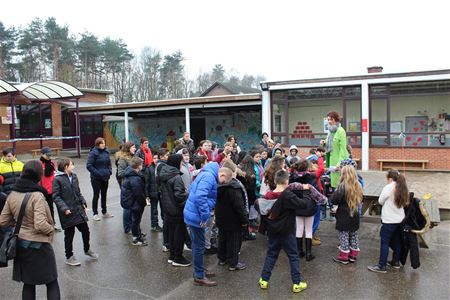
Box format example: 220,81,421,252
340,158,357,169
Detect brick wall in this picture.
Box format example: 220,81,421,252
283,146,449,170
81,92,108,103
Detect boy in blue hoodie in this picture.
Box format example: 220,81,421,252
121,157,147,246
184,163,229,287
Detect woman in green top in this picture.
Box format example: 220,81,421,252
322,111,349,188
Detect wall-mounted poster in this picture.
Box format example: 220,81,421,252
323,118,329,133
405,116,428,146
348,122,360,132
372,121,387,132
390,121,403,133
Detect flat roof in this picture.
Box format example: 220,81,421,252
261,69,450,88
75,93,261,114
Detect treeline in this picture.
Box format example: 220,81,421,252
0,18,265,102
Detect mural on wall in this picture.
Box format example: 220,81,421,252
405,116,428,147
104,111,262,151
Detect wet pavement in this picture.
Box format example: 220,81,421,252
0,157,449,299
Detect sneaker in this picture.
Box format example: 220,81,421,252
102,213,114,218
93,214,101,221
85,249,99,259
218,260,227,266
168,257,174,264
292,282,308,293
367,265,387,273
184,244,192,251
229,262,246,271
172,257,191,267
54,226,62,232
140,233,147,240
65,256,81,266
131,239,148,246
387,261,401,269
243,232,257,241
151,226,163,232
162,245,170,252
259,278,268,289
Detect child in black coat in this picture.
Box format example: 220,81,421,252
215,167,248,271
121,157,147,246
53,158,98,266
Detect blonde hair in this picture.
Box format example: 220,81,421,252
339,165,363,216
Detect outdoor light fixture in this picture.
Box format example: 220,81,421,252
260,82,269,91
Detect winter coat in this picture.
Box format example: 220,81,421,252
180,161,193,191
86,147,112,181
330,185,360,232
121,167,146,210
289,172,318,217
183,162,218,228
215,179,248,231
178,138,196,157
236,174,257,206
158,164,188,221
0,157,24,195
264,189,306,238
39,159,56,194
0,190,54,243
135,147,154,167
145,164,159,200
325,126,349,188
117,154,132,183
53,172,88,230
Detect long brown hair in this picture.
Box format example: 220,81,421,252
387,169,409,208
339,165,363,216
263,155,285,190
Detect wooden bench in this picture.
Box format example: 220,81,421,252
31,148,61,158
377,159,428,171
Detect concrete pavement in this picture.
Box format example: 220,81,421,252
0,157,449,299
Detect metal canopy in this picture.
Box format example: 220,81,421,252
0,79,18,94
15,80,83,100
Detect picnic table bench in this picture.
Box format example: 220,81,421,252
377,159,428,171
362,182,440,248
31,147,61,158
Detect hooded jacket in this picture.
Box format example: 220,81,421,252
286,145,300,166
215,178,248,231
53,171,88,230
86,147,112,181
289,172,319,217
158,163,188,220
121,166,146,210
0,157,24,195
183,162,218,228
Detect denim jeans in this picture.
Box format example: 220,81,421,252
123,208,132,233
261,232,301,284
312,204,321,234
378,223,402,267
189,226,206,279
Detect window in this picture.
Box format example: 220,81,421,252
271,86,361,146
15,104,52,138
369,80,450,147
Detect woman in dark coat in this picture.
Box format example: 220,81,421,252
53,158,98,266
158,154,190,267
0,160,60,300
86,137,113,220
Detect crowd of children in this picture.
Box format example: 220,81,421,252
0,114,427,295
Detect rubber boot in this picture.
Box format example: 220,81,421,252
305,238,315,261
333,249,349,265
297,238,305,258
349,248,360,262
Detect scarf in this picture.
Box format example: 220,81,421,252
40,156,55,177
141,146,153,167
11,177,48,198
326,123,340,153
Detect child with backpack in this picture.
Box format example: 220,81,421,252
368,169,409,273
121,157,147,246
330,165,363,265
53,158,99,266
258,170,308,293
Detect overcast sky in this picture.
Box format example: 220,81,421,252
2,0,449,81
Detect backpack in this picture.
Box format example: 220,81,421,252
402,194,430,234
120,179,134,209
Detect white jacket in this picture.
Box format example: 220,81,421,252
378,182,405,224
